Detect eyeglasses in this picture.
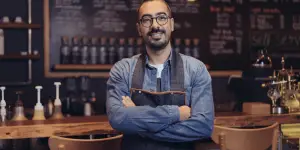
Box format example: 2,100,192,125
139,15,171,28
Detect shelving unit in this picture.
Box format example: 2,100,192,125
49,64,111,78
0,0,41,86
0,54,40,60
0,23,40,29
43,0,110,78
53,64,113,71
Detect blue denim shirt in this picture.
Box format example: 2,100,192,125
106,51,214,142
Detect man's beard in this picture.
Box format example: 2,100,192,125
144,28,169,51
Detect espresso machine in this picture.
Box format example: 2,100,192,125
229,47,300,113
262,57,300,114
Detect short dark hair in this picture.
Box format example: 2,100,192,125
137,0,172,20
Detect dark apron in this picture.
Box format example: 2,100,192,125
121,52,195,150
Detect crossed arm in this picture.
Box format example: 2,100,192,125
106,62,214,142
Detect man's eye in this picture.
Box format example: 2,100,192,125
142,18,151,23
158,16,167,21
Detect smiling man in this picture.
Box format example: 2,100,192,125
106,0,215,150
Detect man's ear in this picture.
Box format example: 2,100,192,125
136,23,142,36
171,18,174,32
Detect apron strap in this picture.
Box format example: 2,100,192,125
170,51,185,91
131,50,184,91
131,53,146,89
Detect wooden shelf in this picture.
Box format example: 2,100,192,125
0,54,40,60
0,23,41,29
53,64,113,71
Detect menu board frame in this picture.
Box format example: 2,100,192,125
43,0,244,78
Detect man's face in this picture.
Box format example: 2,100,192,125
137,1,174,51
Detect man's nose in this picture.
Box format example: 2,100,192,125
151,18,160,28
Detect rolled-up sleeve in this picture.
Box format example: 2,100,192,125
106,60,181,134
139,63,214,142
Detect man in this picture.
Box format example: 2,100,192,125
106,0,214,149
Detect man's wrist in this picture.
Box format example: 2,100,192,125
167,105,180,124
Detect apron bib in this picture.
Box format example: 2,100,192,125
121,51,195,150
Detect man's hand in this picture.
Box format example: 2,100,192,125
122,96,136,107
179,105,191,121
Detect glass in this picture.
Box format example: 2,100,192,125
139,14,171,28
267,87,280,107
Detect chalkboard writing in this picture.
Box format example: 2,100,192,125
46,0,300,72
209,5,243,55
249,2,300,62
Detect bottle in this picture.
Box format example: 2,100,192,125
99,37,107,64
117,38,125,60
80,76,90,116
80,37,89,65
90,92,96,115
192,38,200,59
84,92,97,116
127,38,134,58
174,38,181,54
0,29,4,55
89,37,98,64
71,37,80,64
108,38,116,64
184,38,191,56
84,99,92,116
46,98,54,118
135,38,143,54
60,36,70,64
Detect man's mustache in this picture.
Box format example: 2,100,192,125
147,28,165,36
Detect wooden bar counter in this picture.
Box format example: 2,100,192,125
1,112,300,140
0,116,115,140
214,112,300,127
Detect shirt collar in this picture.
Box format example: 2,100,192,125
145,49,173,67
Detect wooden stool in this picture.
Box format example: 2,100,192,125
48,134,123,150
211,122,279,150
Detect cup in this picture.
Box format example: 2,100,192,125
2,16,9,23
15,16,22,23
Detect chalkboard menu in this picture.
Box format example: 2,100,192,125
44,0,300,78
249,1,300,60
